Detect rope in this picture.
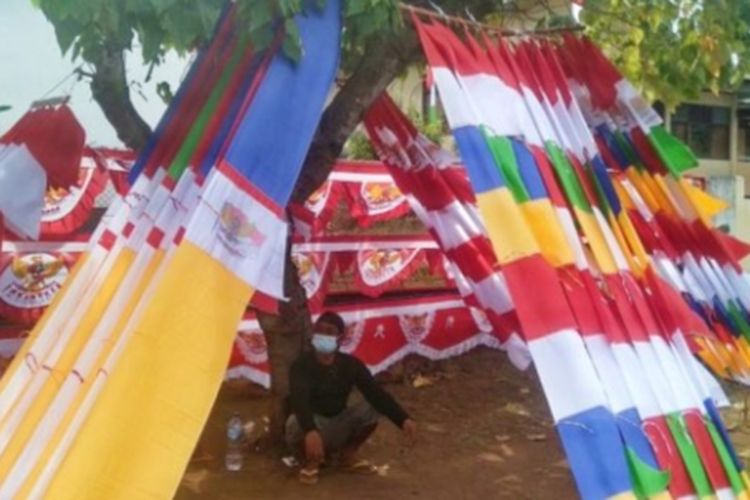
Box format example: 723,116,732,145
399,3,584,37
31,65,84,108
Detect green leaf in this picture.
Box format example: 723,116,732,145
248,23,275,51
156,81,173,104
149,0,180,14
346,0,368,16
195,1,221,35
52,16,84,54
279,0,302,16
124,0,153,14
584,0,750,104
244,0,274,32
282,18,302,62
136,15,166,63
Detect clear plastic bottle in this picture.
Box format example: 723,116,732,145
225,412,244,472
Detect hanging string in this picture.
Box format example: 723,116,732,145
30,65,85,109
399,3,584,38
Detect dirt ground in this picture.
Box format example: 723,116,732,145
176,347,750,500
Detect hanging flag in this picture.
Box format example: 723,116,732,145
414,17,635,499
0,144,46,239
0,104,85,190
28,3,342,499
364,94,525,365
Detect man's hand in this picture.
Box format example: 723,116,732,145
401,418,417,445
304,430,325,462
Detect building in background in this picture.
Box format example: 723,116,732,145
659,83,750,266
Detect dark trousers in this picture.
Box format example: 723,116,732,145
285,401,379,452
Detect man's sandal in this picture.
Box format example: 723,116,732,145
298,466,320,485
342,459,378,475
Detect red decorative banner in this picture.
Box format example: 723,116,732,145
227,294,503,387
227,324,271,388
353,247,425,297
346,179,410,228
290,161,416,237
289,179,346,236
291,251,333,312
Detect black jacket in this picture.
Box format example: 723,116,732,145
288,352,409,433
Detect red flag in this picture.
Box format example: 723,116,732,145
1,105,85,189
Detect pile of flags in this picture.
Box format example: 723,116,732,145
365,14,750,500
0,2,341,499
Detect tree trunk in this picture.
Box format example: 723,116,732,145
89,45,152,151
257,28,423,447
256,224,312,443
290,31,422,204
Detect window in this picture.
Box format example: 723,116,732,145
653,100,666,120
671,104,730,160
738,107,750,162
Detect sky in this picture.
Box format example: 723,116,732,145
0,0,191,148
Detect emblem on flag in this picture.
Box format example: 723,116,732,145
340,320,365,353
399,311,435,344
0,254,69,308
236,330,268,364
304,181,331,213
217,201,266,257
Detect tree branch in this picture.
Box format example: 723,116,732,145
89,44,152,151
290,27,423,204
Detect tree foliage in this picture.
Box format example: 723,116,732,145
32,0,224,71
32,0,750,139
31,0,407,83
580,0,750,108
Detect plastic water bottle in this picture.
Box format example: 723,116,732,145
225,412,244,472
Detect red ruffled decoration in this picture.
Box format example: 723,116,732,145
227,294,500,386
39,153,109,236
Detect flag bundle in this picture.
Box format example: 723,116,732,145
407,13,750,499
0,2,342,498
561,35,750,386
363,95,528,368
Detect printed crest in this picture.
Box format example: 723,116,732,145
399,310,435,344
0,254,69,309
217,201,266,257
236,329,268,364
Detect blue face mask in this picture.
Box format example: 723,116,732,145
311,333,338,354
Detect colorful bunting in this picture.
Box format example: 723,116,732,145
408,14,750,500
0,2,342,498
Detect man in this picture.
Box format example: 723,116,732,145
286,311,417,485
